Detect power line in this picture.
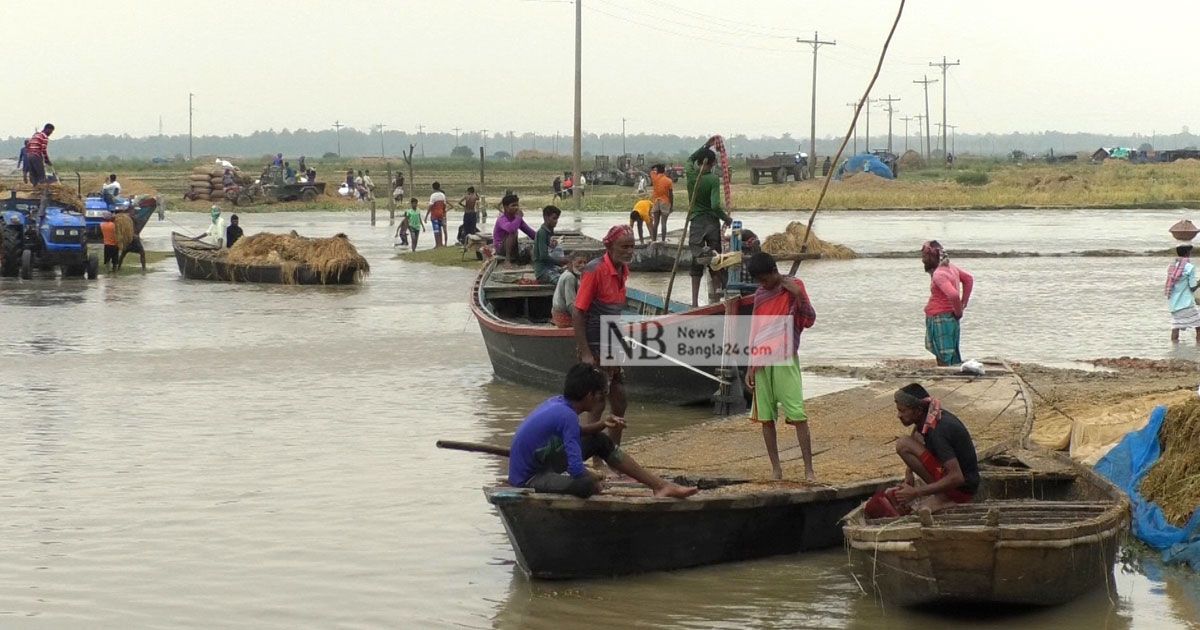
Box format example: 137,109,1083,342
583,1,796,54
879,95,900,153
913,75,938,160
797,31,835,175
930,55,961,164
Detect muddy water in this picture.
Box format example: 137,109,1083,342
0,209,1196,628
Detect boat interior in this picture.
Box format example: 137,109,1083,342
480,263,693,325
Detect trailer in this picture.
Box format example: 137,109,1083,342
747,152,808,184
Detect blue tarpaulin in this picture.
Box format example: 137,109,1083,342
834,154,894,180
1095,405,1200,570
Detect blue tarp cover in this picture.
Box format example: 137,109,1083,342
1095,405,1200,570
835,154,894,180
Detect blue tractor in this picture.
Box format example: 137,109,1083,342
2,192,99,279
83,194,132,241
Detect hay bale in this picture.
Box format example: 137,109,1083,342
1140,399,1200,526
898,150,925,171
226,231,370,283
761,221,856,260
113,213,135,250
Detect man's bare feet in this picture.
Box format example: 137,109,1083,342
805,469,817,483
654,483,699,499
771,466,783,480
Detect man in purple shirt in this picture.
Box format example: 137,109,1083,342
508,363,698,499
492,193,537,262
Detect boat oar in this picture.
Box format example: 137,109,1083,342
436,440,510,458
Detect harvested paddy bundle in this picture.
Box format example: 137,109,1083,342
1140,398,1200,526
0,182,84,211
226,231,369,284
761,221,856,260
113,213,135,250
897,149,925,171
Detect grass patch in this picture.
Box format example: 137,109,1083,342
96,249,172,275
954,171,990,186
394,245,485,269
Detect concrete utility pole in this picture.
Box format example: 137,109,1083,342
937,123,958,156
332,120,343,157
508,130,515,157
797,31,835,176
913,75,938,161
572,0,583,221
880,95,900,154
621,117,627,155
188,92,194,159
417,124,425,158
900,116,913,152
864,98,878,153
377,123,386,158
452,127,461,148
845,102,859,154
930,56,960,164
481,129,488,153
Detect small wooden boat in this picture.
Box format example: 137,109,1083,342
171,232,366,285
471,257,753,406
485,363,1032,578
842,448,1129,607
556,229,699,273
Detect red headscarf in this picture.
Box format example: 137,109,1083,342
603,224,633,247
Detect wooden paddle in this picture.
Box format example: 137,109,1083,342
436,440,510,458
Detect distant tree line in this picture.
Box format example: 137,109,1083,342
0,127,1195,161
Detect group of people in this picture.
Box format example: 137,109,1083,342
199,205,243,249
626,164,676,244
394,182,489,251
551,173,585,199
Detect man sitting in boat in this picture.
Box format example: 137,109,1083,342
574,225,636,447
508,363,698,499
492,193,536,263
891,383,980,512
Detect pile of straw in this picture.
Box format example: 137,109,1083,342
1140,399,1200,526
897,149,926,171
114,213,135,250
226,231,369,283
761,221,856,260
0,182,84,211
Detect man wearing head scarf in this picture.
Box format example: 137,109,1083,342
887,383,979,514
573,225,636,448
1166,243,1200,343
921,240,973,366
205,205,226,247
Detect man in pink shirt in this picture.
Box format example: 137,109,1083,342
921,240,973,365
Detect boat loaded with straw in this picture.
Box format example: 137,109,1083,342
171,231,369,285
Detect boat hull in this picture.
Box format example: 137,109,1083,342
171,232,363,285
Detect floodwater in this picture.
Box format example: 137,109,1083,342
0,207,1197,628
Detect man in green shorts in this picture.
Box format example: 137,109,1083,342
744,253,817,481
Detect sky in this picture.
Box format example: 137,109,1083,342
10,0,1199,140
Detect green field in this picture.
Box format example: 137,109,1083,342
29,154,1200,214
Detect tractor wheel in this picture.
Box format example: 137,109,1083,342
1,227,21,277
300,187,318,202
86,256,99,280
751,170,760,185
20,249,32,279
773,167,785,183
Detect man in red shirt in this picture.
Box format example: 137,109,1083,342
573,225,635,446
921,240,974,366
25,124,54,186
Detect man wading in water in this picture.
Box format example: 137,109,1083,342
573,225,635,449
921,240,973,366
888,383,980,513
507,363,697,499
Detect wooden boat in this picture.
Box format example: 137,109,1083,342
485,362,1032,579
842,447,1129,607
171,232,366,285
556,229,699,273
471,257,753,406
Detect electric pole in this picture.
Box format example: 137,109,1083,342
481,129,488,153
188,92,194,160
621,117,627,155
377,123,386,158
880,95,900,154
797,31,836,176
900,116,913,152
864,98,877,153
930,56,960,165
845,102,859,154
158,115,163,137
417,124,425,158
937,123,958,157
452,127,461,148
508,130,515,157
333,120,343,157
572,0,583,221
913,75,938,161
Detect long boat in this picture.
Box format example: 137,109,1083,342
842,448,1128,607
484,362,1032,578
171,232,365,285
556,229,696,273
470,257,753,406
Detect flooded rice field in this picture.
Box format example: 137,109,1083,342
0,208,1197,628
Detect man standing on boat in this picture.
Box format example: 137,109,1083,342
508,363,697,499
1166,244,1200,343
891,383,979,512
686,141,732,307
921,240,973,366
649,164,674,242
573,225,635,446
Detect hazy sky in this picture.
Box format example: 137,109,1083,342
11,1,1198,140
